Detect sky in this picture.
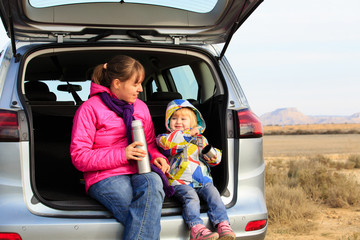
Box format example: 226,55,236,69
1,0,360,117
225,0,360,116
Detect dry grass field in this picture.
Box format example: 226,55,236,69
264,134,360,158
263,124,360,240
263,123,360,135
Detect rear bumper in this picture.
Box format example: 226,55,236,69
0,184,266,240
0,138,267,240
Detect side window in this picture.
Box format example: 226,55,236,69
151,80,157,92
143,77,159,100
170,65,198,100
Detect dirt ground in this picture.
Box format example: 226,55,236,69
263,134,360,240
266,206,360,240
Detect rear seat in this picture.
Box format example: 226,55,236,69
25,81,75,105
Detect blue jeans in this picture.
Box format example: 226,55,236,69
174,183,229,228
88,172,165,240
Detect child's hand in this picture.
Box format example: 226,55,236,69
189,126,201,136
203,155,217,162
153,157,170,173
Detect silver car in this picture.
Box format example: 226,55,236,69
0,0,267,239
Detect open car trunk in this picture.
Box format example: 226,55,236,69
23,43,229,213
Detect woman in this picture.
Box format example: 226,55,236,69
70,55,169,240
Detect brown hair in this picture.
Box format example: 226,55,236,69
172,108,197,128
92,55,145,87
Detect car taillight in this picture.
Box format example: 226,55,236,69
237,109,263,138
0,233,22,240
245,219,267,231
0,109,20,142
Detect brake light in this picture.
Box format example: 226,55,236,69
0,233,22,240
237,109,263,138
0,110,20,142
245,219,267,231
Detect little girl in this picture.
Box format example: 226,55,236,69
157,99,235,240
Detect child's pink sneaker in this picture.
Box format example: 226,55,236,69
190,224,219,240
217,221,236,240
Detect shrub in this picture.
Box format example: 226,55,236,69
265,162,287,186
265,155,360,236
348,155,360,169
286,156,360,208
339,232,360,240
266,184,318,233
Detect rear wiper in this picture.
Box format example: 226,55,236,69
87,30,113,42
127,31,150,43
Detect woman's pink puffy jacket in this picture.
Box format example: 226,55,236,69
70,82,166,192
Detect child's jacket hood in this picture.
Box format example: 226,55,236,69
165,99,206,133
157,99,221,187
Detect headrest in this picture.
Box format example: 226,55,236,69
25,81,50,93
150,92,182,101
25,81,57,101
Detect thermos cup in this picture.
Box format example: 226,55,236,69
201,145,217,159
131,120,151,174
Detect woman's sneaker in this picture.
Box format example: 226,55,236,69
190,224,219,240
217,221,236,240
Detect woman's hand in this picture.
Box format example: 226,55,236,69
153,157,170,173
125,141,147,161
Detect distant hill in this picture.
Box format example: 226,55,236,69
260,108,360,126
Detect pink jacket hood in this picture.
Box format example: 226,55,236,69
89,81,110,97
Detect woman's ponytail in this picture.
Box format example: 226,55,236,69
92,64,105,85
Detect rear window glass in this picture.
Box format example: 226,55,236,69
29,0,218,13
46,81,90,102
170,65,198,100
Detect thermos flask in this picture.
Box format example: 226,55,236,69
131,120,151,174
202,145,217,159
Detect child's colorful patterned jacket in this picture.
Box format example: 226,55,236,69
156,99,222,188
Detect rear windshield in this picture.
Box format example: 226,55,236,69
29,0,218,13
